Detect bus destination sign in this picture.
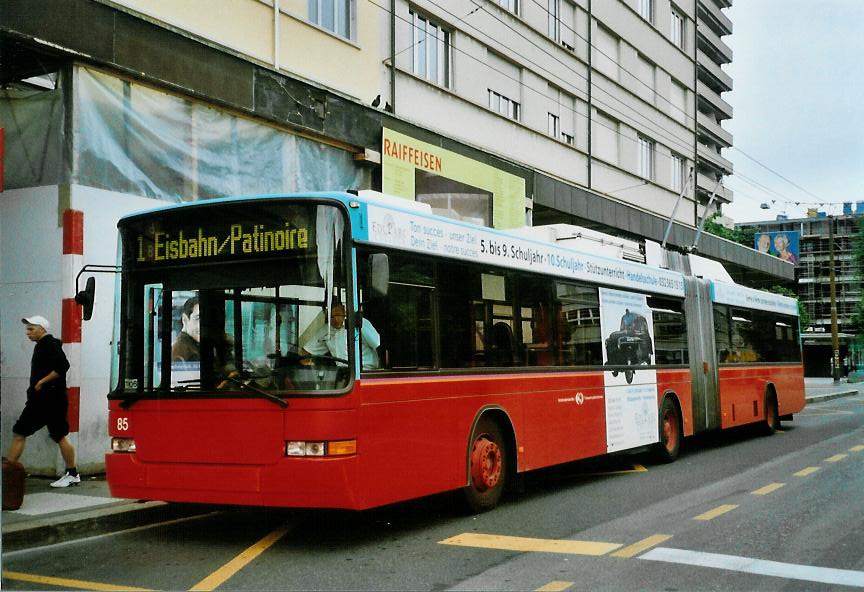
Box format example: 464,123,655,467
129,219,311,266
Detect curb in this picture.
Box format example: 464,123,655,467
805,390,859,405
2,501,213,552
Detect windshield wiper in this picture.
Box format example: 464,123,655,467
221,374,289,408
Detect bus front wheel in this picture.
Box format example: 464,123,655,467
464,416,507,513
654,396,681,463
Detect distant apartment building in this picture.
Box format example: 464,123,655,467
3,0,790,472
736,205,864,376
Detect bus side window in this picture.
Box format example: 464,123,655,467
714,305,732,363
555,282,602,367
649,296,688,365
359,251,434,371
518,274,555,367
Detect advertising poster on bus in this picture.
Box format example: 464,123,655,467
599,288,659,453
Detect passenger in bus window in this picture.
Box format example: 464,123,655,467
172,297,200,361
301,301,381,370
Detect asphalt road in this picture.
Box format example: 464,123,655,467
3,396,863,591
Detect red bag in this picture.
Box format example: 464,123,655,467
3,457,25,511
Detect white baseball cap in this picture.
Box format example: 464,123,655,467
22,315,50,330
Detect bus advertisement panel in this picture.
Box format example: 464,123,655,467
364,203,685,298
599,288,658,453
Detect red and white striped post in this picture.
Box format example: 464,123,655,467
61,209,83,434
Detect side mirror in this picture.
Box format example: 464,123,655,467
369,254,389,298
75,276,96,321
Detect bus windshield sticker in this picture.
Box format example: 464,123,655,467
599,288,659,453
316,205,345,324
365,204,685,297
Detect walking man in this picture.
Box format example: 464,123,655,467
7,316,80,487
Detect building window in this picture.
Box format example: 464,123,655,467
561,131,574,145
308,0,354,40
638,135,655,180
671,153,685,192
411,11,452,88
636,53,655,103
671,8,685,49
497,0,519,15
548,0,560,42
593,111,619,164
548,113,560,138
594,25,619,80
489,90,520,120
638,0,654,24
670,79,687,124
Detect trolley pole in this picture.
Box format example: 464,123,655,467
829,217,840,383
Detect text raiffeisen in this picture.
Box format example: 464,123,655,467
140,223,309,262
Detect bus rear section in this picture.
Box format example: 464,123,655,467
682,276,805,438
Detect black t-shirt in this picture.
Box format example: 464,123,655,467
30,334,70,395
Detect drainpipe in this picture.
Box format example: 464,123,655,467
587,0,592,189
390,0,396,114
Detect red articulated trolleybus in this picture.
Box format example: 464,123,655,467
105,191,805,511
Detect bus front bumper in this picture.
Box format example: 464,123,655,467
105,452,363,509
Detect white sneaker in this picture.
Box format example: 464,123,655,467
50,472,81,488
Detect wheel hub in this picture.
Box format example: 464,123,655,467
663,411,678,451
470,436,502,492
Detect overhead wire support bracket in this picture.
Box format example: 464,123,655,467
661,166,695,250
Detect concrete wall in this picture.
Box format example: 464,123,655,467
1,185,158,475
115,0,383,105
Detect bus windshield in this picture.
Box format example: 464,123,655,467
117,201,351,398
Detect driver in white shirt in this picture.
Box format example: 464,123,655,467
301,302,380,370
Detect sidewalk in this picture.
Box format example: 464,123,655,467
803,376,862,404
1,475,210,552
2,378,861,552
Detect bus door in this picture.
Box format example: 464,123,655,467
684,277,720,432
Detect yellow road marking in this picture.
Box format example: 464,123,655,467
794,467,820,477
752,483,785,496
825,454,848,463
611,534,673,558
2,571,152,591
439,533,621,556
850,445,864,452
693,504,738,521
535,581,574,591
189,524,291,591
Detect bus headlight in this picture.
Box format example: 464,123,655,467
112,437,136,453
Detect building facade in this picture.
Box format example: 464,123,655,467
3,0,792,473
736,207,864,377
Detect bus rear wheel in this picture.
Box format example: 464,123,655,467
762,392,780,435
654,397,681,463
464,416,507,513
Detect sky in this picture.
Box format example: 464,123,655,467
723,0,864,224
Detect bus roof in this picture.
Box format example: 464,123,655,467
117,192,802,306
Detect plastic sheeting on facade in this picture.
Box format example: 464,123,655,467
75,67,368,202
0,78,66,190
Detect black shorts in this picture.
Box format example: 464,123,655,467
12,390,69,443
